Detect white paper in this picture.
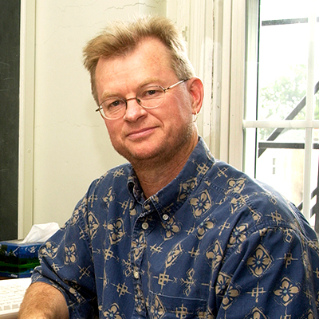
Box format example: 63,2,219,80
21,222,60,243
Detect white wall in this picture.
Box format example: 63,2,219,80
19,0,214,238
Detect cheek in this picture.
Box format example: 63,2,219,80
104,121,120,143
168,96,193,123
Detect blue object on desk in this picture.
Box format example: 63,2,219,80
0,240,41,278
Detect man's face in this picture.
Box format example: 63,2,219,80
95,38,199,167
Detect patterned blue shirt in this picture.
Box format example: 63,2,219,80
33,137,319,318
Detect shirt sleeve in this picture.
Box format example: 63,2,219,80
213,222,319,318
32,192,98,319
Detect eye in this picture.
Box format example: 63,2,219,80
140,86,163,99
102,98,125,112
109,100,121,108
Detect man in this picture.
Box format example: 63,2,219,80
19,16,319,318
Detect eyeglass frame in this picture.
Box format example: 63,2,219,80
95,79,187,120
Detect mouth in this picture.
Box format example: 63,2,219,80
126,127,157,140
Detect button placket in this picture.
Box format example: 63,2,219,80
130,199,156,316
138,199,157,233
130,227,147,316
133,271,139,279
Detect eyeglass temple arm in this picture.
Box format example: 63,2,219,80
164,79,187,92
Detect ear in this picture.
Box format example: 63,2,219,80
187,77,204,115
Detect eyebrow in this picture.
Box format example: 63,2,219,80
99,77,161,102
100,92,119,102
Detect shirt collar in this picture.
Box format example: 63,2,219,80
127,137,215,214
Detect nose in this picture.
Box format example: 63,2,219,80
124,97,146,122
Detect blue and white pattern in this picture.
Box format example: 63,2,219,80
33,138,319,318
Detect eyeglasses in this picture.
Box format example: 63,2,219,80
95,79,187,120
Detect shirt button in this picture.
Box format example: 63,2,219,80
142,222,149,230
133,271,139,279
162,214,169,221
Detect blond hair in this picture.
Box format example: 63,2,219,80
83,15,195,104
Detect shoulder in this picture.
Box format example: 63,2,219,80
205,160,316,241
208,160,290,211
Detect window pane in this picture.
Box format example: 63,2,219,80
258,0,311,121
256,128,319,221
256,129,305,206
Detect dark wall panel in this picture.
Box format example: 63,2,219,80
0,0,21,240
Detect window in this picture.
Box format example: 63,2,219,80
244,0,319,225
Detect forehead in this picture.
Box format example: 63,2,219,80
95,38,175,91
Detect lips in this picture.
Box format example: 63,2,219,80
126,126,157,140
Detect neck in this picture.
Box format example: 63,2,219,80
133,135,198,198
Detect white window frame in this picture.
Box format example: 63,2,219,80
166,0,246,166
166,0,214,151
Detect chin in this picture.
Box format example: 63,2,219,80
122,148,166,167
114,144,151,162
